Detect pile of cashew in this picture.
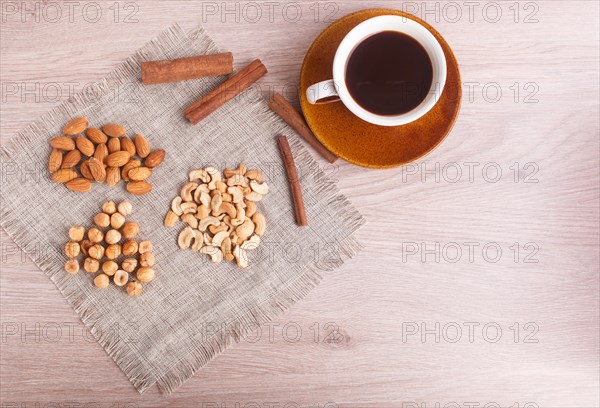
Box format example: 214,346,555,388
164,164,268,268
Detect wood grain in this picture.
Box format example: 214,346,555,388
1,1,598,406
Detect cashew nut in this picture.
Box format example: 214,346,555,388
193,184,209,204
164,210,178,227
199,192,211,208
231,204,245,226
215,180,227,193
198,216,220,232
250,180,269,195
181,213,199,229
181,201,197,214
227,174,248,187
189,169,210,183
178,226,194,249
236,218,255,241
241,235,261,250
233,245,248,268
180,182,198,202
227,186,244,203
191,229,204,251
245,169,264,183
217,202,236,218
245,200,257,218
210,190,222,213
209,223,229,235
171,196,183,216
245,191,263,202
206,167,221,190
212,230,229,246
200,245,223,263
252,213,266,236
195,204,210,219
224,164,246,178
221,237,233,261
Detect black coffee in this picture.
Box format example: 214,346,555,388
345,31,433,116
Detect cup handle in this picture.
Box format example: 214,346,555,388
306,79,340,104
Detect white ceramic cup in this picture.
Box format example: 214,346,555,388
306,15,447,127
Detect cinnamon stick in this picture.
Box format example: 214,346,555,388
268,92,337,163
141,53,233,84
184,59,267,125
276,135,307,227
184,59,263,116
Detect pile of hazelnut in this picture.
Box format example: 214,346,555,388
64,200,156,296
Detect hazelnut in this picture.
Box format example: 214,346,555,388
139,252,155,267
122,240,138,256
68,226,85,241
113,270,129,286
138,240,153,254
105,229,122,245
126,281,143,297
93,273,110,288
121,222,139,239
121,258,138,273
64,259,79,274
93,213,110,228
88,227,104,243
102,201,117,214
110,213,126,229
105,244,122,260
118,200,132,216
84,257,99,273
102,260,118,276
88,244,105,260
65,242,80,258
136,267,155,282
80,239,92,256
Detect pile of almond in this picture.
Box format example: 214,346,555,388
165,164,268,268
48,117,165,194
64,200,157,296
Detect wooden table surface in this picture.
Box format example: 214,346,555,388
1,1,598,407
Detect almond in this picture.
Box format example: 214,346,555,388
106,151,131,167
102,123,126,137
145,149,165,168
120,137,136,156
128,167,152,181
48,149,62,172
126,181,152,195
106,166,121,186
133,134,151,158
121,159,141,181
50,136,75,151
85,127,108,144
107,137,121,153
88,158,106,182
75,136,95,156
80,161,94,180
61,150,81,169
66,178,92,192
63,117,88,136
51,169,78,183
93,143,108,164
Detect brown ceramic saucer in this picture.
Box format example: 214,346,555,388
299,9,462,169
